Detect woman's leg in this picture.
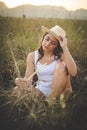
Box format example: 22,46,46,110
49,62,71,100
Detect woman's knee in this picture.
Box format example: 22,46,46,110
55,62,67,75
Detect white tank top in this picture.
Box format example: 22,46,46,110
34,50,58,97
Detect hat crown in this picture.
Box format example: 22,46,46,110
50,25,66,38
42,25,66,41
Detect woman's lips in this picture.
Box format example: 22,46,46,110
43,45,49,49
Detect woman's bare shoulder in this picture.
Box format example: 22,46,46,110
27,51,35,62
27,51,35,57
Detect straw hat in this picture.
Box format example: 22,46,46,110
42,25,66,41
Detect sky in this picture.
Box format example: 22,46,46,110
0,0,87,11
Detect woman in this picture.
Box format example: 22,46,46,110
14,25,77,100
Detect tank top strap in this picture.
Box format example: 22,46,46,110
34,50,39,65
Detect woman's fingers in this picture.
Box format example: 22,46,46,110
60,38,67,48
15,77,28,87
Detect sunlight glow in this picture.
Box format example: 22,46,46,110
0,0,87,10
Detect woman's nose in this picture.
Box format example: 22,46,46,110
46,40,51,46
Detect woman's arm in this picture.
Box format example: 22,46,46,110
24,52,35,85
60,38,77,76
15,52,35,87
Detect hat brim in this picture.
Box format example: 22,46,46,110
42,26,63,41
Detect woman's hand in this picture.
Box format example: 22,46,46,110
59,37,67,49
13,77,31,95
15,77,29,88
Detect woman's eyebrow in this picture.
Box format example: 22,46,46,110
46,35,58,43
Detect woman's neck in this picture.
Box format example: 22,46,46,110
44,51,53,57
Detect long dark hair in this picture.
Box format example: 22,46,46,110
37,33,63,61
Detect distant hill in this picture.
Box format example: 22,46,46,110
0,2,87,20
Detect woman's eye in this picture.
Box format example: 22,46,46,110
51,41,57,45
46,38,49,41
45,37,49,41
44,36,50,41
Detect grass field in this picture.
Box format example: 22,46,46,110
0,16,87,130
0,16,87,88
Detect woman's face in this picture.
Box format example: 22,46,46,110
42,33,58,52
